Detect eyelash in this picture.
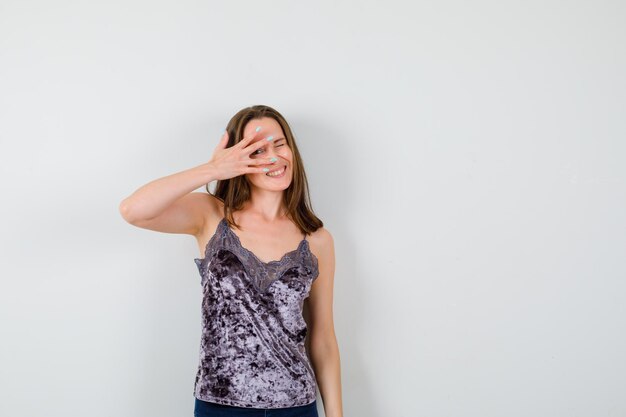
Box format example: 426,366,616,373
253,143,284,155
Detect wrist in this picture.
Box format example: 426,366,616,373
195,162,217,184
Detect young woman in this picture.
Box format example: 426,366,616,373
119,105,343,417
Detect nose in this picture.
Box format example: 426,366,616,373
264,146,280,162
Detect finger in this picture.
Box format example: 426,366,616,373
249,157,277,165
243,134,274,154
236,129,260,148
244,158,270,166
237,124,268,149
244,165,271,175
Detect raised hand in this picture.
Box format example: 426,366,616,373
207,129,277,181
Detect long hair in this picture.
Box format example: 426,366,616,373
205,105,323,235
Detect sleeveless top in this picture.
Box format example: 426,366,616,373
192,217,320,409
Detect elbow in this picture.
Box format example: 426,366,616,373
310,330,339,355
310,337,340,365
119,198,138,224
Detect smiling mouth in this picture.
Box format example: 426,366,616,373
266,165,287,177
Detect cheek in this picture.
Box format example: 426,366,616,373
244,172,261,184
279,147,292,159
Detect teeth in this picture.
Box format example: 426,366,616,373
266,166,285,177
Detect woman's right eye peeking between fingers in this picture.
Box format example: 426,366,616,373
252,143,284,156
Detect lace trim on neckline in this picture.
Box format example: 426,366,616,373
222,218,308,266
194,218,319,275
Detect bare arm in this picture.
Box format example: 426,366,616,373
118,129,276,236
308,229,343,417
118,162,217,235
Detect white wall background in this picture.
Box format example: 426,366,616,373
1,1,624,416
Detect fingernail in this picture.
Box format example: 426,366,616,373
263,167,269,172
266,135,274,141
255,126,261,132
270,157,277,163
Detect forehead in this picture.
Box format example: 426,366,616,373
243,117,284,142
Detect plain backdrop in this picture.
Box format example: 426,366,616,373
1,1,625,416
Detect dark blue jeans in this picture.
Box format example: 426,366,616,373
194,398,319,417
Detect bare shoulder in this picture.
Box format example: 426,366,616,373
307,225,334,246
194,192,224,236
199,191,223,216
307,226,335,265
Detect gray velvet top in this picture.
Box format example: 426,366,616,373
193,217,319,409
